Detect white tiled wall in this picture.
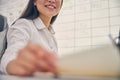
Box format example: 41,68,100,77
53,0,120,57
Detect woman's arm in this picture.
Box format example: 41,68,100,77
7,42,58,76
0,19,58,76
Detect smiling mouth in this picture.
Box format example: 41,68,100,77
44,4,56,9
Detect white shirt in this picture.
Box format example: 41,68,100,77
0,17,58,73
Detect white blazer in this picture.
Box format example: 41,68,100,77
0,17,58,73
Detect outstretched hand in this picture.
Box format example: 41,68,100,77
6,42,58,76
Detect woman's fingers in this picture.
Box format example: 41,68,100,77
35,58,57,73
25,42,58,68
18,48,39,65
17,48,42,73
17,58,37,73
28,42,58,62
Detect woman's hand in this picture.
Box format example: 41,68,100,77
6,42,58,76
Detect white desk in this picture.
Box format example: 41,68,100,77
0,74,119,80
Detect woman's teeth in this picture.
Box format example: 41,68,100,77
45,5,56,9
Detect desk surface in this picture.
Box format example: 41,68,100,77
0,74,119,80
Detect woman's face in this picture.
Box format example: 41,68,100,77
34,0,62,18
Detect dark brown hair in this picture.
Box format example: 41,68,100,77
20,0,63,24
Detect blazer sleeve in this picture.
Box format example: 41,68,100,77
0,19,31,74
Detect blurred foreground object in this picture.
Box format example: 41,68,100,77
57,42,120,77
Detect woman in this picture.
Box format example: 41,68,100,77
0,0,63,76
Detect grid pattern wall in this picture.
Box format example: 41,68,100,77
53,0,120,57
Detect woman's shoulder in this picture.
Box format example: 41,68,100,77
8,18,33,37
12,18,32,26
10,18,34,30
9,18,34,35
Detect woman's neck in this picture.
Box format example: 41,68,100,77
39,15,51,29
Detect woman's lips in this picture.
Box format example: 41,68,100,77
44,4,56,9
